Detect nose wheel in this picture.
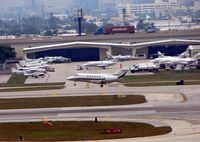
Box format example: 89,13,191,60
73,82,76,86
100,84,103,88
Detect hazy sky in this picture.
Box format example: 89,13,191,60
0,0,23,7
0,0,75,8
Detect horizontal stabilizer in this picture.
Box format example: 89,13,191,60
113,67,129,78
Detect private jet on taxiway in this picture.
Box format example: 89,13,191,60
67,67,129,87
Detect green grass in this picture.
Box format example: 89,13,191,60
0,74,65,92
122,70,200,87
0,121,172,141
0,82,65,87
0,86,65,92
6,74,27,85
0,74,65,87
0,95,146,109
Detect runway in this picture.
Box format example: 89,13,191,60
0,103,200,122
0,85,200,141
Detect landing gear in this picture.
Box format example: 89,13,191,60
73,82,76,86
100,80,106,88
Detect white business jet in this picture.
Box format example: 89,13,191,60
77,59,117,70
67,67,129,87
11,68,46,78
106,51,138,61
152,51,196,66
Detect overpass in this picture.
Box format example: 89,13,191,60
23,39,200,61
1,29,200,59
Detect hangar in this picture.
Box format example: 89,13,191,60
23,39,200,61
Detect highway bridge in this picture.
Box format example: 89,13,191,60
1,29,200,59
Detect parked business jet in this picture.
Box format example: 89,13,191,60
152,51,196,66
157,51,189,58
43,56,71,63
67,67,129,87
16,64,46,73
77,59,117,70
11,68,45,78
106,51,138,61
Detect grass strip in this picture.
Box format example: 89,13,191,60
123,80,200,87
0,95,146,109
0,85,65,92
122,70,200,87
0,121,171,141
0,82,65,87
0,74,65,88
6,74,27,85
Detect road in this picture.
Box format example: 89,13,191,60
0,85,200,141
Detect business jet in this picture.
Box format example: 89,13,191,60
43,56,71,63
106,51,138,61
67,67,129,87
11,68,46,78
77,59,117,70
16,64,46,73
152,51,196,66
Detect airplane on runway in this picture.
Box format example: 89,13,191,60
152,51,196,66
77,59,117,70
67,67,129,87
106,51,138,61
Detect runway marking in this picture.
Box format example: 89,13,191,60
100,92,109,95
99,116,112,121
51,93,57,96
57,110,156,117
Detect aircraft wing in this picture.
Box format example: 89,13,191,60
96,64,107,67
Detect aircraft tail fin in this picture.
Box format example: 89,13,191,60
113,67,129,79
106,51,113,59
179,51,189,58
16,63,22,69
157,51,165,58
194,53,200,59
11,67,17,73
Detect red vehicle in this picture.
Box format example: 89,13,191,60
95,26,135,35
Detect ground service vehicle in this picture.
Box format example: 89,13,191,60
130,63,159,73
95,26,135,35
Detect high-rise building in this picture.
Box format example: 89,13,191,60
24,0,37,9
74,0,99,14
23,0,42,16
133,0,155,4
117,0,180,19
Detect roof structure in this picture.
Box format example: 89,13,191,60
23,39,200,54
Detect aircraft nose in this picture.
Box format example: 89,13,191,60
67,76,75,81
